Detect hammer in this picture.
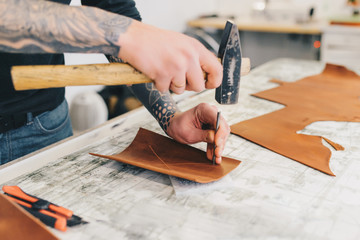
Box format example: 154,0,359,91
11,21,249,104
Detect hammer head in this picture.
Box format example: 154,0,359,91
216,21,242,105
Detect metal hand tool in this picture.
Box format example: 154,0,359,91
2,185,87,232
212,111,221,165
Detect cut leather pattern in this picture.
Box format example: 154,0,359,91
231,64,360,176
91,128,240,183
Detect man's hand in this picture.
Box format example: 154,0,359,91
166,103,230,164
118,20,223,94
1,1,221,96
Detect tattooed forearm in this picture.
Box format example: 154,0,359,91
0,0,132,56
130,83,179,133
107,56,179,132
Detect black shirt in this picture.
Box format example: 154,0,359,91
0,0,141,115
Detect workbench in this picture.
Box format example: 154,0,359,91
187,17,324,68
187,17,325,35
1,58,360,240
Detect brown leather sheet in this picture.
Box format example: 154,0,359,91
91,128,240,183
231,64,360,176
0,193,58,240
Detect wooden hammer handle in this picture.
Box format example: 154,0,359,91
11,58,250,91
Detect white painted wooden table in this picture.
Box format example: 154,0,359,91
1,58,360,240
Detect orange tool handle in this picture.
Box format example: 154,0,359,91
2,185,73,218
5,195,67,232
48,204,73,219
2,185,38,202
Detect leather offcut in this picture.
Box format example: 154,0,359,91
231,64,360,176
0,194,58,240
91,128,240,183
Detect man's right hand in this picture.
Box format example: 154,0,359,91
0,0,222,95
117,20,223,94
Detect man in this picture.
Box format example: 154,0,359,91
0,0,229,165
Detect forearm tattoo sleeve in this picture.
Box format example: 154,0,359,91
0,0,132,56
106,56,179,133
130,83,179,133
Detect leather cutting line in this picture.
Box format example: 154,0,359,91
148,145,172,171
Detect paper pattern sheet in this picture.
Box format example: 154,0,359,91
169,175,234,196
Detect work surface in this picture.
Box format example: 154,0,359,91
187,17,325,34
1,59,360,240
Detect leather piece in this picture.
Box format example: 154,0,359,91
0,194,58,240
231,64,360,176
90,128,240,183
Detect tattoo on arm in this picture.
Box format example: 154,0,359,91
131,83,178,133
0,0,132,56
107,56,179,133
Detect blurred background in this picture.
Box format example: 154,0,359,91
66,0,360,132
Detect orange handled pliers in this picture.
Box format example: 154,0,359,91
2,185,87,231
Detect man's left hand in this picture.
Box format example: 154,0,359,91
166,103,230,164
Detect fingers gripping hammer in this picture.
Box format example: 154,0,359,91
11,21,250,104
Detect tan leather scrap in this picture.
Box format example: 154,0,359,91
91,128,240,183
0,194,58,240
231,64,360,176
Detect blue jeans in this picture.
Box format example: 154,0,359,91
0,100,73,165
